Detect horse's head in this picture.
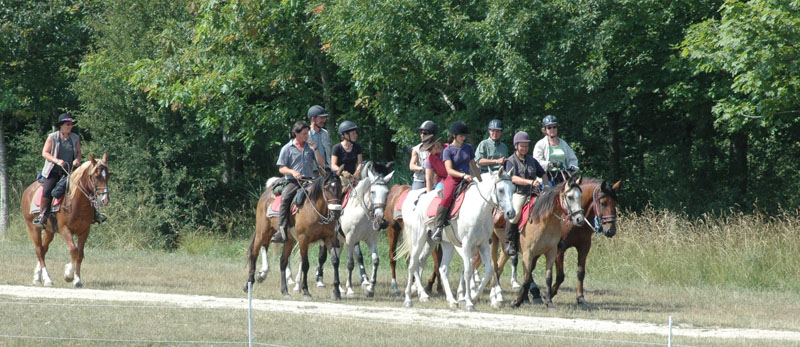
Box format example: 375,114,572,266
88,154,110,207
322,167,343,217
366,166,394,222
593,180,620,237
492,166,516,221
562,175,584,226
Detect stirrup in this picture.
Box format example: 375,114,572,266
503,241,517,256
430,227,443,242
93,211,107,224
271,227,287,243
33,215,46,228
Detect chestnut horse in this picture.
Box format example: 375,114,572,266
243,169,343,300
20,154,110,288
513,176,584,308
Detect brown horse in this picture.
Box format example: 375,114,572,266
513,176,584,308
550,178,620,306
20,154,110,288
384,184,445,296
244,169,344,300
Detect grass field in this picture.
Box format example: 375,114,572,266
2,207,799,346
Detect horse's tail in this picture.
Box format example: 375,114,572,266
394,217,413,262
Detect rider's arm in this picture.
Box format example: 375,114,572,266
73,138,82,166
353,154,363,179
469,160,482,182
425,168,435,192
331,155,341,173
314,147,326,169
279,165,301,179
409,148,421,173
41,136,65,167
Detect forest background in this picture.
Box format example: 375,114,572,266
2,0,798,249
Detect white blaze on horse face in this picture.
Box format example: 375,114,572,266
496,175,516,219
565,184,585,226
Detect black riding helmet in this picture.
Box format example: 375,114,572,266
338,120,358,135
308,105,328,119
449,121,469,136
418,120,437,134
488,119,503,130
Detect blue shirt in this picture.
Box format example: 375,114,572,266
442,143,475,174
276,140,319,179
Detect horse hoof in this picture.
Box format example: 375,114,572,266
392,289,401,296
546,302,555,309
44,281,53,287
32,279,41,286
420,296,430,303
577,296,589,308
303,294,313,301
365,290,375,298
533,298,544,305
346,291,356,298
511,281,521,290
73,281,83,288
491,301,503,309
449,302,459,309
283,293,292,299
316,281,326,288
293,284,300,292
465,305,476,312
403,300,413,308
361,280,370,289
256,272,267,283
331,292,341,301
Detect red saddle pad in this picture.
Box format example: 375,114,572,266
269,194,299,215
395,189,410,214
33,186,63,208
426,189,467,219
518,196,537,231
341,186,354,209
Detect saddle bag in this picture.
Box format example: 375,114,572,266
50,175,69,199
271,177,287,195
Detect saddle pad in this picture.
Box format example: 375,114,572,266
267,194,298,217
518,196,537,231
394,189,410,220
425,189,467,219
341,186,353,209
30,186,62,215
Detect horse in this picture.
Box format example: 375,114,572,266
398,167,516,311
243,168,343,300
550,178,620,306
336,162,394,297
20,154,111,288
513,175,584,308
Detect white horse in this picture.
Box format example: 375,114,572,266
338,162,394,297
398,167,516,311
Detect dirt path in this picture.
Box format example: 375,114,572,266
1,284,797,342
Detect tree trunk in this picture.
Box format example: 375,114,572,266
729,130,748,200
607,111,621,181
0,122,9,236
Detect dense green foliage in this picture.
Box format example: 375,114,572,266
2,0,799,248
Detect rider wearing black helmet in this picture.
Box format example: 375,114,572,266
409,120,437,190
432,121,481,242
331,120,363,179
503,131,547,256
475,119,509,174
533,115,579,188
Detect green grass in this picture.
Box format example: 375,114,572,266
2,206,800,345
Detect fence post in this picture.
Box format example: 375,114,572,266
668,316,673,347
248,282,253,347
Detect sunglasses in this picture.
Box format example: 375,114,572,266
419,130,433,135
546,125,558,130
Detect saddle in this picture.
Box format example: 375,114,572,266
424,182,469,222
393,189,410,220
493,195,537,231
30,186,63,215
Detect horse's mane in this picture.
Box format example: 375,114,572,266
308,169,338,202
582,177,618,200
530,182,566,224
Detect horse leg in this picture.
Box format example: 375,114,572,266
438,242,458,308
425,244,442,294
58,227,79,284
366,235,379,297
472,242,492,301
544,248,557,309
513,248,534,307
354,242,369,286
330,242,342,301
529,255,543,304
345,242,356,297
387,221,401,296
279,240,295,297
551,246,567,298
481,242,503,308
70,232,89,288
293,251,303,292
299,237,312,299
403,230,426,307
461,243,476,311
244,233,264,292
315,244,327,287
576,243,591,307
510,254,521,289
257,245,269,283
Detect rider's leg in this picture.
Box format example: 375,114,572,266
272,179,300,243
432,175,460,242
33,172,61,228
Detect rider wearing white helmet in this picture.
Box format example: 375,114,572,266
532,115,579,187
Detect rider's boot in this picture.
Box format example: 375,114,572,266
504,222,519,256
272,210,288,243
33,198,52,228
431,205,448,242
92,209,107,224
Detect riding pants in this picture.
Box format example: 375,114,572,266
278,178,301,228
509,193,528,224
439,175,464,207
41,169,66,199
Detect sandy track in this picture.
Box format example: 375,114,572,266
1,284,797,342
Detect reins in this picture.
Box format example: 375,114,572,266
584,183,617,234
296,175,340,225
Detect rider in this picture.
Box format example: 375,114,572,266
422,138,447,192
533,115,579,188
33,113,82,227
331,120,363,180
308,105,332,168
503,131,547,256
409,120,437,191
475,119,508,174
432,121,481,242
271,120,327,243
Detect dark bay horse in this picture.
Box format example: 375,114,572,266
513,176,584,308
244,169,343,300
550,178,620,306
20,154,110,288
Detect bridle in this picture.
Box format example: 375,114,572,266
358,177,389,230
554,183,584,223
585,183,617,234
68,162,109,212
298,174,341,225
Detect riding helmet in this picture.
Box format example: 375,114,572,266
488,119,503,131
418,120,437,134
338,120,358,135
542,115,558,127
307,105,328,119
513,131,531,147
449,121,469,136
